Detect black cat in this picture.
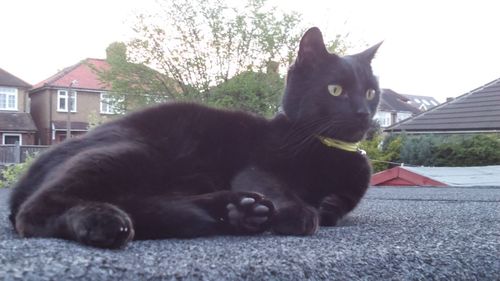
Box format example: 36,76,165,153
9,27,381,249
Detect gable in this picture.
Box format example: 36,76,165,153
371,166,447,187
371,165,500,187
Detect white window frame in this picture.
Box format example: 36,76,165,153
2,133,22,145
57,90,77,112
100,92,115,114
0,87,18,111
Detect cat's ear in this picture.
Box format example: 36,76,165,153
358,41,383,62
296,27,329,67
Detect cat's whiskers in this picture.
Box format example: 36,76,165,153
279,117,346,156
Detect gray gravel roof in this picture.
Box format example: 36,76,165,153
1,187,498,280
404,165,500,187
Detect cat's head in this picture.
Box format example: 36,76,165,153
282,27,382,143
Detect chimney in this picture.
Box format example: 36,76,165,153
446,97,454,102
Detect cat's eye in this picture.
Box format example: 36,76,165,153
328,85,343,97
366,89,377,100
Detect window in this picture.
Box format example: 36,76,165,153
0,87,18,110
100,93,116,114
396,112,412,122
57,90,77,112
2,134,21,145
373,111,392,127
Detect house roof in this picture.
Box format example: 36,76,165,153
386,78,500,133
371,165,500,187
379,89,421,114
0,112,37,132
402,94,440,111
31,58,110,92
0,68,31,88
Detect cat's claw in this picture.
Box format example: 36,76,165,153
224,193,275,234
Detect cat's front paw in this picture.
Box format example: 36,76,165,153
65,203,134,249
224,192,275,234
271,204,319,235
319,194,348,226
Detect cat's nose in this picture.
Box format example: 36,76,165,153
356,107,370,118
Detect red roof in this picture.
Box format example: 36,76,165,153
32,58,110,92
371,166,447,187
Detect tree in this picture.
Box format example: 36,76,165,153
94,42,181,112
120,0,301,102
97,0,351,113
209,69,283,117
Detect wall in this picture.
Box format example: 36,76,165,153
29,89,51,144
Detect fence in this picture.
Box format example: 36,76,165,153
0,143,49,164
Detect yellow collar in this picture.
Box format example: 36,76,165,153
317,136,360,153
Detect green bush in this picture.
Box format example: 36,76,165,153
209,71,283,118
433,134,500,166
399,134,500,167
400,134,439,166
360,131,404,173
0,155,34,188
362,133,500,172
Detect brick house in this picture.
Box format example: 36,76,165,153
0,68,37,145
29,58,118,145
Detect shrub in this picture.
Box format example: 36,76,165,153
433,134,500,166
360,131,404,173
0,155,34,188
400,134,439,166
399,134,500,167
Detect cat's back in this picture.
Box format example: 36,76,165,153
96,102,272,150
117,102,269,135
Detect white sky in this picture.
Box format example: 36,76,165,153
2,0,499,102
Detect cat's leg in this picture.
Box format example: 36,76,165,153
14,143,151,248
15,191,135,249
16,189,275,248
125,191,275,240
231,166,319,236
319,192,365,226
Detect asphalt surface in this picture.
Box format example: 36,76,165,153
0,187,498,281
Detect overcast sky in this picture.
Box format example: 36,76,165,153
2,0,499,102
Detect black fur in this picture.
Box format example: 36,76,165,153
9,27,381,248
